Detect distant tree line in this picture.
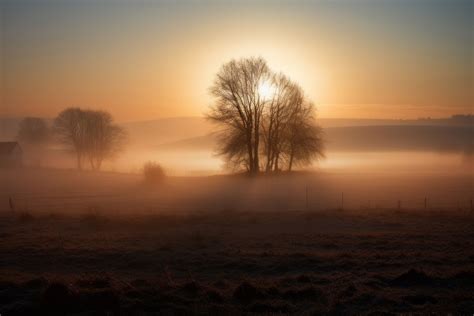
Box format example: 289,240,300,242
17,108,126,171
17,117,50,146
53,108,126,170
16,117,51,167
208,57,324,174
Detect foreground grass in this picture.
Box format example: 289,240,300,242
0,209,473,315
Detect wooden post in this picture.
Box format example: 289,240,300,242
424,197,427,210
305,185,308,210
341,192,344,211
9,196,15,212
470,199,473,214
398,200,401,210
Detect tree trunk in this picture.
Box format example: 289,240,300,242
274,152,279,172
265,116,274,173
265,143,272,173
288,151,294,172
267,151,274,173
253,112,260,174
246,130,254,174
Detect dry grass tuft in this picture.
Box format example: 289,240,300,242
143,161,166,186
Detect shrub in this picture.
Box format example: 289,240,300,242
143,161,166,185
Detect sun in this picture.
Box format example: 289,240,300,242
258,80,276,100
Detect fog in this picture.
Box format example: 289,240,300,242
2,118,473,316
11,117,471,176
19,144,471,176
2,147,472,215
2,116,472,215
105,148,471,176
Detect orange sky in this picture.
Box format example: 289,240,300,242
2,1,472,121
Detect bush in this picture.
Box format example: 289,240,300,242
143,162,166,185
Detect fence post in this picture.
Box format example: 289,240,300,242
9,196,15,212
341,192,344,211
305,185,308,210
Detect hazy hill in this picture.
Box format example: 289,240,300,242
0,116,213,145
324,125,473,153
156,125,473,154
1,115,472,151
316,115,473,128
123,117,214,146
125,115,473,148
124,115,473,144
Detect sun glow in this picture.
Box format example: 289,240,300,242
258,80,276,100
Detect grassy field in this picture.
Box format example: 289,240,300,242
1,168,472,213
0,169,473,315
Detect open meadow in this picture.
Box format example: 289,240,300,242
0,168,473,315
2,0,473,314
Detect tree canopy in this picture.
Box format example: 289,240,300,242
53,107,126,170
17,117,50,145
208,57,324,174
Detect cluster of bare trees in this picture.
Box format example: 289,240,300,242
16,109,126,170
208,57,324,174
16,117,51,167
17,117,50,146
53,108,126,170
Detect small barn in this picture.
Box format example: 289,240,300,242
0,142,23,167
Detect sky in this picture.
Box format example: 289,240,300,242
1,0,472,121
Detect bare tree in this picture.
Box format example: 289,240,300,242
208,57,325,174
261,73,303,172
284,102,325,171
17,117,50,145
53,108,126,170
208,57,271,174
53,108,88,170
215,125,250,172
17,117,51,167
84,110,126,170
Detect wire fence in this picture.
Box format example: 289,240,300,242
2,187,473,215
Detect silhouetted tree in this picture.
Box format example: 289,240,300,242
208,57,271,174
261,73,304,172
53,108,88,169
17,117,50,145
208,57,324,174
53,108,126,170
284,102,325,171
84,110,126,170
216,125,250,172
17,117,50,167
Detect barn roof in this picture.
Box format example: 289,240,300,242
0,142,21,155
